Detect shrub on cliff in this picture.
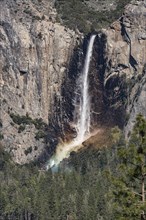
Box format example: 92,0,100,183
10,113,33,125
55,0,131,33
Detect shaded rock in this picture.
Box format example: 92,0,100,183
0,0,80,164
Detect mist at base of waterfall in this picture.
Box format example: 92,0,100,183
46,128,101,170
47,35,96,170
46,133,91,170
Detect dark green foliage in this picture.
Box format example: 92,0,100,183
35,130,46,140
1,114,145,219
55,0,131,33
10,113,33,125
0,141,117,219
10,113,48,141
109,114,146,219
24,147,33,155
10,113,47,130
0,144,11,170
18,124,26,133
33,118,47,130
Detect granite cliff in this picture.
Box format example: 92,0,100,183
60,0,146,138
0,0,80,163
103,0,146,136
0,0,146,164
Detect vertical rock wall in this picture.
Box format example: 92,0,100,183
0,0,80,163
103,0,146,133
1,0,146,164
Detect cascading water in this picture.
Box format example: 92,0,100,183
74,34,96,142
47,35,96,168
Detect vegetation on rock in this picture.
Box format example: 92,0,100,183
10,113,48,140
55,0,131,33
0,114,145,219
109,114,146,219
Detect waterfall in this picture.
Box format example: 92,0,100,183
75,34,96,142
47,35,96,168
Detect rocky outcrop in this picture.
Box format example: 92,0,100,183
102,0,146,133
125,65,146,137
60,0,146,139
63,0,146,136
0,0,80,163
1,0,146,164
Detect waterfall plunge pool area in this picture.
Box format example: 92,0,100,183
47,35,97,170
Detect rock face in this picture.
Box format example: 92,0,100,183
0,0,146,164
0,0,79,163
103,0,146,134
125,65,146,137
61,0,146,137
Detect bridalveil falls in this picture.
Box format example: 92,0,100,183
74,35,96,142
48,35,96,168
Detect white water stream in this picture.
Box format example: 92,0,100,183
75,34,96,141
47,35,96,168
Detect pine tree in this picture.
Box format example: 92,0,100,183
111,114,146,219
